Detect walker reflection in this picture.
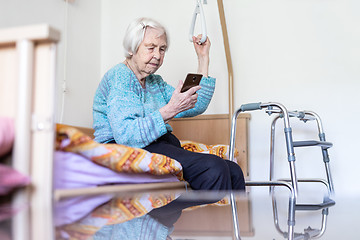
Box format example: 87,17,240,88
270,187,335,240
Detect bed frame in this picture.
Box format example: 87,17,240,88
0,24,59,240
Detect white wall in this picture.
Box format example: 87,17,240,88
223,0,360,196
100,0,360,196
0,0,66,124
0,0,101,127
1,0,359,196
61,0,101,127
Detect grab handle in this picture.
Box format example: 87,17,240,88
240,102,262,112
189,0,207,44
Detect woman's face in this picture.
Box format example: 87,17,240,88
131,27,167,77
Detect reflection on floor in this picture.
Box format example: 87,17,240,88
2,186,359,240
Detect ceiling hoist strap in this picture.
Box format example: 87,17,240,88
189,0,207,44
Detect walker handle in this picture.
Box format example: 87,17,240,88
240,102,262,112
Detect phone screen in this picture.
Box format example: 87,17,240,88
180,73,203,93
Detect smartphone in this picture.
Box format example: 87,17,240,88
180,73,203,93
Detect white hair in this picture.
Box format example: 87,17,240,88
123,17,169,58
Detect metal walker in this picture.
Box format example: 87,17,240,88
228,102,335,240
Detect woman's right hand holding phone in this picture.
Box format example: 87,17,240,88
160,80,201,123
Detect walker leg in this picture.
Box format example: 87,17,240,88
230,192,241,240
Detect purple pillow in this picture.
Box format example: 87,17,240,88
0,117,14,157
54,151,179,189
0,164,30,195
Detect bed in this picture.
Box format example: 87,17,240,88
0,23,252,239
54,112,250,199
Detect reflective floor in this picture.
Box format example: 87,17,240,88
1,184,359,240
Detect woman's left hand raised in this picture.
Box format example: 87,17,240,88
192,35,210,77
192,35,211,58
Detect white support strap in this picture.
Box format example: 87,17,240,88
189,0,207,44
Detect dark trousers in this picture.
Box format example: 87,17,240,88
144,132,245,191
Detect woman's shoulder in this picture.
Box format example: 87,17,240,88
104,63,128,79
103,63,137,88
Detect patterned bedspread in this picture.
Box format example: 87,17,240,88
56,124,239,182
56,124,184,181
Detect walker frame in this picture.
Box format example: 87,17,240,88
228,102,335,240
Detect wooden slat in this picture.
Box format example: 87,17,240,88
30,42,57,240
0,24,60,45
55,182,188,200
171,113,250,121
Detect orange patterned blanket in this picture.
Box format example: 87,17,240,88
56,124,239,182
56,124,184,181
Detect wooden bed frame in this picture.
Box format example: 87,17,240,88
0,24,253,238
0,24,59,240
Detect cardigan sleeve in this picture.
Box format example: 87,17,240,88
174,76,216,118
155,75,216,119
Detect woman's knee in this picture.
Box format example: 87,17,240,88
226,160,246,190
193,155,233,190
198,155,228,174
179,153,244,190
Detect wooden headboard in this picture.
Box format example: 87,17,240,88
170,113,250,177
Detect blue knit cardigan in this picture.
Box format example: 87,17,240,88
93,63,215,148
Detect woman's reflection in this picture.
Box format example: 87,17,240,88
55,191,226,240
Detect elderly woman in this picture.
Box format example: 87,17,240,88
93,17,245,191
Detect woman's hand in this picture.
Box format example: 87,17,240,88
160,80,201,123
192,35,211,77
